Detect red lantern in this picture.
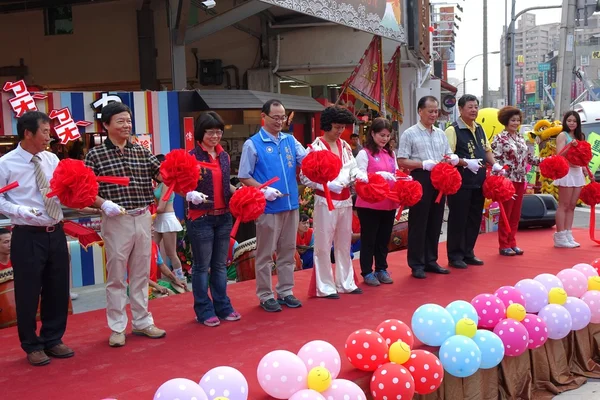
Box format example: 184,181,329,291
564,140,592,167
344,329,389,371
160,149,201,201
355,173,394,204
430,163,461,203
376,319,415,348
301,150,342,210
539,155,569,180
402,350,444,395
483,175,516,233
370,363,415,400
229,177,279,239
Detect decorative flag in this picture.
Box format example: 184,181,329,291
384,46,404,122
2,80,47,117
48,108,92,144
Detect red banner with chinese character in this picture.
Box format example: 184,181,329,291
339,36,384,112
184,117,195,151
384,46,404,122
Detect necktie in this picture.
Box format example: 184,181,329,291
31,155,62,221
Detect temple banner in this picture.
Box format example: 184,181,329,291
384,46,404,122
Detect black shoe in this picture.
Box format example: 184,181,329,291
349,288,363,294
464,257,484,265
260,298,282,312
277,295,302,308
323,293,340,299
499,248,516,256
425,264,451,274
512,247,524,255
449,260,468,269
412,269,426,279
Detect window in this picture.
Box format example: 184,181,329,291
44,6,73,35
581,54,590,66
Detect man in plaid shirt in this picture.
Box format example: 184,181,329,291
85,102,166,347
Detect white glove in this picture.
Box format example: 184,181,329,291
376,171,397,181
492,163,504,173
101,200,125,217
16,206,39,221
186,191,208,205
354,170,368,183
465,159,483,174
449,154,460,166
261,186,282,201
327,181,345,194
422,160,437,171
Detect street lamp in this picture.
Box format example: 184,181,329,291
456,78,478,89
462,51,499,94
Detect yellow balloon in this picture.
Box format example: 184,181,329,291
589,276,600,291
307,366,331,393
548,287,567,305
475,108,501,141
506,303,526,322
455,318,477,338
389,341,411,364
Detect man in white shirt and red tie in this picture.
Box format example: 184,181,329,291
0,111,73,366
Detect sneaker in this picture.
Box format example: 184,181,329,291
260,298,282,312
364,273,380,286
554,231,576,248
70,292,79,300
132,324,166,339
566,230,580,247
223,311,241,321
109,331,126,347
174,268,186,280
277,295,302,308
375,270,393,284
202,316,221,327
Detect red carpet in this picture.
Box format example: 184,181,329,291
0,228,597,399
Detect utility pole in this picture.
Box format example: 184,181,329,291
483,0,489,107
554,0,577,118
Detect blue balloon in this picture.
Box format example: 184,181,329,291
472,329,505,369
439,335,482,378
446,300,479,324
411,303,456,346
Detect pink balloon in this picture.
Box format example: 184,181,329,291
289,389,326,400
493,318,529,357
257,350,308,399
557,268,588,297
520,313,548,349
297,340,341,379
321,379,367,400
494,286,525,307
533,273,564,292
471,294,507,329
581,290,600,323
572,263,599,279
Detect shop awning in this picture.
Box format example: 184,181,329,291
194,89,326,112
438,79,458,94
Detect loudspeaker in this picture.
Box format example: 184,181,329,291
199,59,223,86
519,194,557,229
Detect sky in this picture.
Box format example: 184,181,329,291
444,0,563,96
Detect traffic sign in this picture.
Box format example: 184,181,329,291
592,51,600,59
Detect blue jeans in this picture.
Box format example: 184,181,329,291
187,213,234,322
300,249,314,269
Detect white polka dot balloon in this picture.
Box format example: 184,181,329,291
533,273,564,293
401,349,444,394
289,389,326,400
297,340,341,380
369,362,415,400
472,329,505,369
563,296,591,331
520,314,548,349
556,268,588,298
470,294,506,329
321,378,366,400
572,263,599,280
537,304,573,340
580,290,600,323
411,303,456,346
439,335,482,378
376,319,415,348
515,279,549,313
199,366,248,400
445,300,479,325
154,378,208,400
492,318,529,357
257,350,308,399
344,329,389,371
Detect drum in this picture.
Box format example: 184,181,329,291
0,268,73,329
231,238,303,282
387,209,409,253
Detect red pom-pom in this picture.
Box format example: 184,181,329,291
483,175,515,203
565,140,592,167
161,149,200,197
394,179,423,207
431,163,461,202
301,150,342,184
540,155,569,180
49,159,99,208
230,186,266,222
580,182,600,206
356,173,390,203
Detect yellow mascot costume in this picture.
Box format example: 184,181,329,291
531,120,563,200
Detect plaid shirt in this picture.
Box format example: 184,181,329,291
85,138,160,210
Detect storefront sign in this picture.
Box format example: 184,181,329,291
48,108,92,144
131,134,153,153
257,0,406,43
90,92,123,120
524,80,536,95
2,80,47,117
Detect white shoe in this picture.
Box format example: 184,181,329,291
70,292,79,300
554,231,576,248
565,230,580,247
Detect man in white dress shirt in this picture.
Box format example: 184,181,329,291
0,111,73,366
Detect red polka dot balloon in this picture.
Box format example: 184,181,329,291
591,258,600,275
376,319,415,348
345,329,389,371
402,350,444,395
370,363,415,400
471,294,507,329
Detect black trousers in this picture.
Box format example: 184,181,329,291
11,224,70,354
356,208,396,276
407,170,446,271
446,187,485,262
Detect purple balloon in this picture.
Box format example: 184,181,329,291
257,350,308,399
154,378,208,400
289,389,326,400
533,273,564,292
563,296,592,331
200,366,248,400
538,304,572,340
321,379,367,400
557,269,588,298
515,279,548,313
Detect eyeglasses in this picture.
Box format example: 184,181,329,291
205,130,223,137
266,114,288,123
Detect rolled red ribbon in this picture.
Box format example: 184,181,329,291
0,181,19,195
96,176,130,186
